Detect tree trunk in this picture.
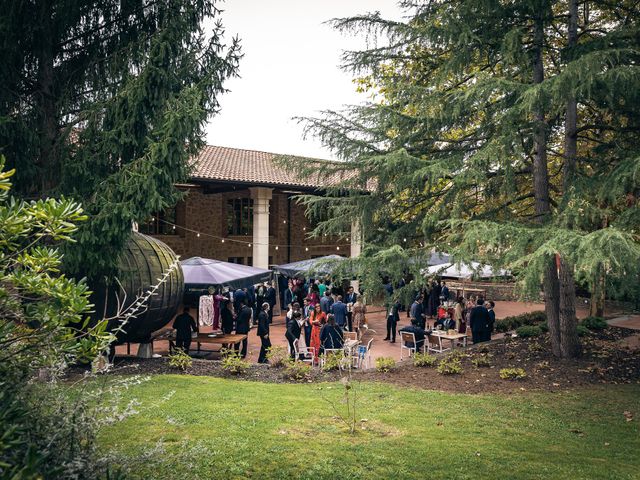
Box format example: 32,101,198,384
559,256,581,357
557,0,581,358
35,0,58,196
544,257,561,357
531,11,561,357
589,264,606,317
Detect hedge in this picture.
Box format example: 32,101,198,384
495,311,547,333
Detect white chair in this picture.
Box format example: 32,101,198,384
293,339,315,366
353,338,373,369
427,333,451,354
320,348,345,369
400,331,421,360
344,331,358,342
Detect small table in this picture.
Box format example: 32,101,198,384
169,333,248,355
431,331,468,349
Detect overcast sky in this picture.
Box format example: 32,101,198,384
205,0,402,160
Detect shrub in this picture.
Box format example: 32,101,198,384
321,351,344,372
500,368,527,380
576,325,591,337
471,353,492,368
375,357,396,372
437,356,463,375
515,325,542,338
220,350,250,375
413,352,438,367
168,350,192,371
284,361,312,380
495,311,547,333
581,316,608,331
539,322,549,332
266,346,289,368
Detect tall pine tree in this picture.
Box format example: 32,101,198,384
293,0,640,358
0,0,240,278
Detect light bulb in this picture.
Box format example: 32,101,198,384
197,233,200,237
275,246,279,250
221,238,224,243
305,247,309,252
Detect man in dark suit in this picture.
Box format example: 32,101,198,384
235,301,252,358
320,315,344,352
172,306,197,354
399,320,429,352
344,286,357,332
285,311,303,360
266,282,277,323
320,290,334,314
283,281,295,311
256,302,271,363
384,299,401,343
331,295,348,330
470,298,491,344
486,301,496,341
410,295,425,329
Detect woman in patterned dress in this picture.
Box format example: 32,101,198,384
309,303,326,363
352,295,366,335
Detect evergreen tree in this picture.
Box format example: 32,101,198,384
0,0,240,278
293,0,640,358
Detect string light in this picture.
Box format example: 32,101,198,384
305,247,309,251
156,218,350,249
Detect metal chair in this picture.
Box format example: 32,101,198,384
400,331,419,360
427,333,451,354
353,338,373,369
320,348,346,369
344,331,358,342
293,339,315,366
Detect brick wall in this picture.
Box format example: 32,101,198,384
152,186,345,265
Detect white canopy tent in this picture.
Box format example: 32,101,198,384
424,261,508,280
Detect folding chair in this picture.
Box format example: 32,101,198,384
427,333,451,354
344,331,358,342
353,338,374,369
293,339,315,366
400,331,419,360
320,348,346,369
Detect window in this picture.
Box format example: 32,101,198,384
139,207,178,235
227,198,253,236
227,257,245,265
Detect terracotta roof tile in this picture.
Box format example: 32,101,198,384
191,145,354,189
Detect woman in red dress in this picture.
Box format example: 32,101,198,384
309,303,326,363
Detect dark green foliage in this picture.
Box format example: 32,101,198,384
288,0,640,357
495,311,547,333
539,322,549,333
581,316,608,331
0,162,112,478
576,325,591,337
0,0,241,278
516,325,543,338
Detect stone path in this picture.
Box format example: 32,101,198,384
607,315,640,350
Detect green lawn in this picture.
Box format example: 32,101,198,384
98,376,640,479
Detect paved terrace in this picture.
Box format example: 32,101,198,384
112,301,640,366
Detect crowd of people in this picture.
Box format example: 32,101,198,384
173,276,499,364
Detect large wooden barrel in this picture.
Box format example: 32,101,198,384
91,232,184,343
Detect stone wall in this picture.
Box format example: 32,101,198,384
152,186,344,265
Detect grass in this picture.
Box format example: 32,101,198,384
98,376,640,480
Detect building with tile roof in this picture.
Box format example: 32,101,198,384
142,145,362,271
